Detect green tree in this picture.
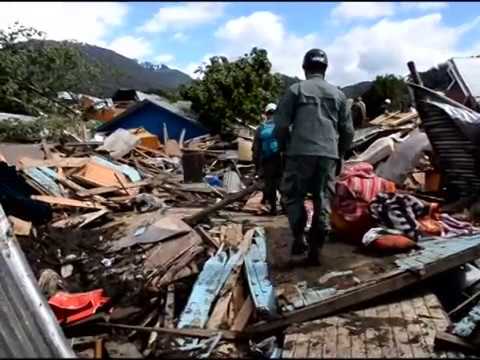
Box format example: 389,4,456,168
180,47,282,134
363,74,410,119
0,22,100,116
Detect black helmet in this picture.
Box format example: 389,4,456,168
302,48,328,71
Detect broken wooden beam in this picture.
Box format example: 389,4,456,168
245,234,480,336
76,179,150,197
97,322,238,340
184,182,260,226
31,195,106,209
435,331,477,353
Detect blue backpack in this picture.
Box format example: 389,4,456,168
259,121,279,159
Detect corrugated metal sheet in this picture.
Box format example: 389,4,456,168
409,83,480,197
451,57,480,101
0,204,75,358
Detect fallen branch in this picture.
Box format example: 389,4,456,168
184,182,260,226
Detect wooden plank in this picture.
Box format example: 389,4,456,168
76,180,150,197
51,209,109,229
307,323,324,358
390,300,415,358
282,333,298,358
336,315,352,358
195,226,220,249
376,304,398,358
245,236,480,336
97,322,238,341
421,294,449,359
164,284,175,329
349,311,367,358
18,157,90,169
31,195,106,209
322,317,338,358
207,292,233,330
448,290,480,319
221,223,243,248
293,333,310,358
364,306,383,358
435,332,477,353
8,216,31,236
231,296,253,332
401,298,430,358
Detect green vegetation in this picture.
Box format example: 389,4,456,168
363,74,410,118
180,47,283,134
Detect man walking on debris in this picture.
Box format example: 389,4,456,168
252,103,283,215
274,49,354,265
351,96,367,128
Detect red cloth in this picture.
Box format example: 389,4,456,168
371,235,417,252
48,289,110,324
333,162,396,222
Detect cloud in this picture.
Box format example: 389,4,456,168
325,13,480,86
0,2,128,46
172,32,188,42
139,2,226,33
108,35,152,59
331,2,395,21
155,53,175,64
214,11,318,78
400,2,448,11
195,10,480,87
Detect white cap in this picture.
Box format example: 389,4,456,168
264,103,277,113
385,99,391,105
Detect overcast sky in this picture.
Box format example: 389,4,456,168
1,1,479,86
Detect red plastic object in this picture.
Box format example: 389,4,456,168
48,289,110,324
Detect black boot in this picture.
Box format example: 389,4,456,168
291,235,308,255
306,229,325,266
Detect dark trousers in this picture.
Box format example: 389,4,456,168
281,155,336,247
261,154,283,212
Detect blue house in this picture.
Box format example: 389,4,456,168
96,96,209,142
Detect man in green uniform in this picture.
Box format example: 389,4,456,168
274,48,354,265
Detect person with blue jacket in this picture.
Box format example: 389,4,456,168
252,103,283,215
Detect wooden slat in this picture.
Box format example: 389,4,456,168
390,300,415,358
364,306,383,358
337,315,352,358
31,195,106,209
293,333,310,358
411,295,439,357
246,236,480,336
349,310,367,358
231,296,253,332
307,322,324,358
401,298,430,358
282,333,298,358
376,304,398,358
322,317,338,358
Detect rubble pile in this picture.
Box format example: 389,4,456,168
2,67,480,358
3,129,273,358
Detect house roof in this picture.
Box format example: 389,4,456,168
96,97,205,133
449,57,480,102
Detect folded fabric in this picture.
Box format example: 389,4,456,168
334,162,396,223
362,227,405,246
369,192,431,241
362,227,416,252
48,288,110,324
440,213,480,237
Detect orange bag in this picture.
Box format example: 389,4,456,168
370,235,416,252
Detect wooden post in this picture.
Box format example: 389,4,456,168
407,61,424,86
182,151,205,183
